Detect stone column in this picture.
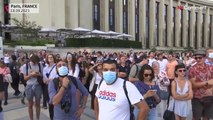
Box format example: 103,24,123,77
128,0,135,40
65,0,78,28
175,1,180,47
197,8,202,49
190,6,195,48
211,14,213,47
53,0,65,28
167,0,172,47
0,0,4,24
115,0,123,33
204,7,209,48
182,4,188,47
100,0,109,31
158,0,164,47
149,0,156,48
139,0,146,48
79,0,93,30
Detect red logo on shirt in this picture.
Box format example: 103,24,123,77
98,90,116,101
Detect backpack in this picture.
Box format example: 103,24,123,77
98,79,135,120
53,76,78,91
10,62,20,78
26,63,43,85
133,64,139,78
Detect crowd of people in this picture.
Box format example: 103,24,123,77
0,48,212,120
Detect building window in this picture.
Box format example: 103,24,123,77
188,11,191,47
156,2,159,46
209,15,212,47
146,0,150,48
202,14,205,47
173,7,176,47
195,12,198,49
123,0,128,33
180,9,183,47
135,0,139,41
164,4,168,47
93,0,100,30
109,0,115,31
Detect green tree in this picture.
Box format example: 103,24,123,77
12,18,42,40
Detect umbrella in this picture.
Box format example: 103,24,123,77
91,29,107,35
106,31,121,35
57,28,72,32
116,33,132,40
116,33,132,38
106,31,121,39
72,27,90,32
39,27,58,33
72,27,91,38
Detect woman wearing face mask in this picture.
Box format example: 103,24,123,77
88,62,102,110
134,64,161,120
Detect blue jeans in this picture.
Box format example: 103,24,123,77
134,107,158,120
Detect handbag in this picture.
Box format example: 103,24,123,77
163,96,175,120
4,74,13,83
163,81,176,120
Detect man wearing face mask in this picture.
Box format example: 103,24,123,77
22,54,43,120
94,60,149,120
48,60,89,120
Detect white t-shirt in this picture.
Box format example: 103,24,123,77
148,58,157,66
68,64,80,78
95,73,102,84
95,78,143,120
4,56,10,64
158,59,168,72
42,64,58,83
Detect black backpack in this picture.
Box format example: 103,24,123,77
53,76,78,91
9,62,20,78
25,63,44,85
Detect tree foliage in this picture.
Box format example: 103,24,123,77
12,18,42,40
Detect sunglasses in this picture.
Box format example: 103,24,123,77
144,74,152,77
178,69,186,72
195,57,203,60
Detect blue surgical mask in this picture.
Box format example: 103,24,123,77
209,52,213,58
58,66,69,77
103,71,117,84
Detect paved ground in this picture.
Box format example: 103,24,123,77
1,84,199,120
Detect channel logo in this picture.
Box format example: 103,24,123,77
98,90,116,102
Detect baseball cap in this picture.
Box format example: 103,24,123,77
194,50,206,56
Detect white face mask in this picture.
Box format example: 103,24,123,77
209,52,213,59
